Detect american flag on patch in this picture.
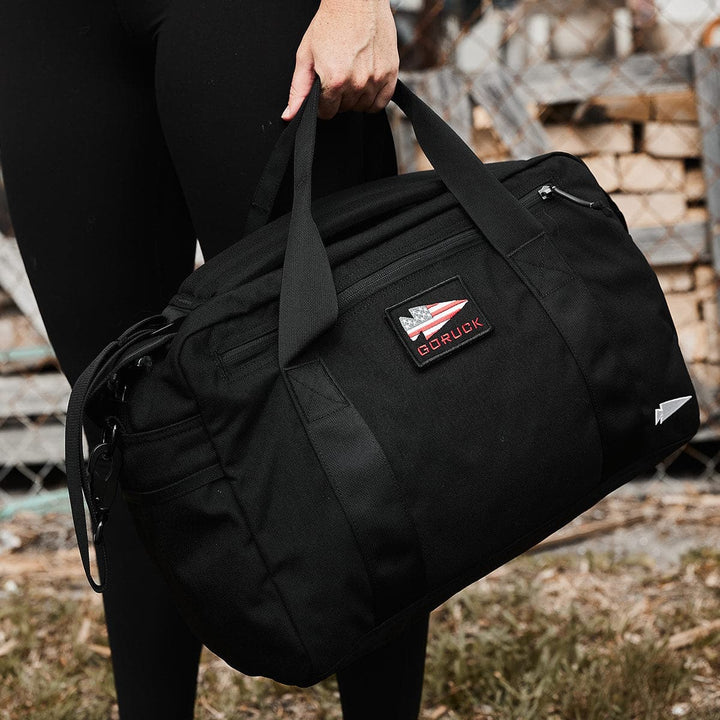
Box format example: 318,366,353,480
399,300,468,342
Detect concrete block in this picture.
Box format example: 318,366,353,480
685,168,706,202
696,265,718,301
610,192,686,228
677,320,708,362
689,361,720,415
617,154,684,193
584,155,619,193
666,292,700,328
655,266,695,294
644,122,702,159
546,123,633,156
702,297,720,363
684,207,709,224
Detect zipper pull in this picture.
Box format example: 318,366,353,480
538,184,614,216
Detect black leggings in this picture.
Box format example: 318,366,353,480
0,1,429,718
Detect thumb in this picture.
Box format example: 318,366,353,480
281,55,316,121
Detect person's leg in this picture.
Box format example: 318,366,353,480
151,0,398,260
0,2,202,718
336,615,430,720
149,2,428,716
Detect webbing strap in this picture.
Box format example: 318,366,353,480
284,359,426,619
276,76,545,367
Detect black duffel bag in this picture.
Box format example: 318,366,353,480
65,77,699,687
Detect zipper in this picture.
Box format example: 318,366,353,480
522,182,614,216
336,228,478,309
219,327,277,365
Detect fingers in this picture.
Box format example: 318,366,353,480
317,75,344,121
368,74,398,114
281,48,316,121
317,69,398,120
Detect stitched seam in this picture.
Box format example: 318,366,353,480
123,463,224,504
285,373,349,424
288,373,347,408
507,230,546,258
120,413,203,443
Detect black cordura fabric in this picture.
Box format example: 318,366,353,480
64,77,699,688
0,1,430,718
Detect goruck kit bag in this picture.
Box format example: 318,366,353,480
65,77,699,687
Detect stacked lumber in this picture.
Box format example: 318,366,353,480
541,90,705,229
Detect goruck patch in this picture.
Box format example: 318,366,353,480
385,276,492,368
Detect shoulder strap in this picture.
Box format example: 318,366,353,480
64,315,180,591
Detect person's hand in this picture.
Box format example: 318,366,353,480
281,0,399,121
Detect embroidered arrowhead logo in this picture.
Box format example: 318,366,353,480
655,396,692,425
399,300,468,342
386,277,493,368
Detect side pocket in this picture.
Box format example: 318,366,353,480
118,413,217,493
118,414,316,684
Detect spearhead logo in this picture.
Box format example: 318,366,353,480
655,396,692,425
386,277,492,368
399,300,468,341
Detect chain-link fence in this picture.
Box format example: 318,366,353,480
2,0,720,505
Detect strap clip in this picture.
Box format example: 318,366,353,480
87,417,123,545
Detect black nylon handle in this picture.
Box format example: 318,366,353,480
277,75,545,367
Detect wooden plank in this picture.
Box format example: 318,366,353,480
693,48,720,276
0,423,66,465
520,52,693,105
469,66,552,159
631,222,710,266
0,234,48,341
0,374,70,418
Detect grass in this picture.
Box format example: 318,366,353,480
0,548,718,719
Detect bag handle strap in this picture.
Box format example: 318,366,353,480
278,76,544,366
243,105,306,236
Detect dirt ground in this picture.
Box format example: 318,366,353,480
0,477,718,719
